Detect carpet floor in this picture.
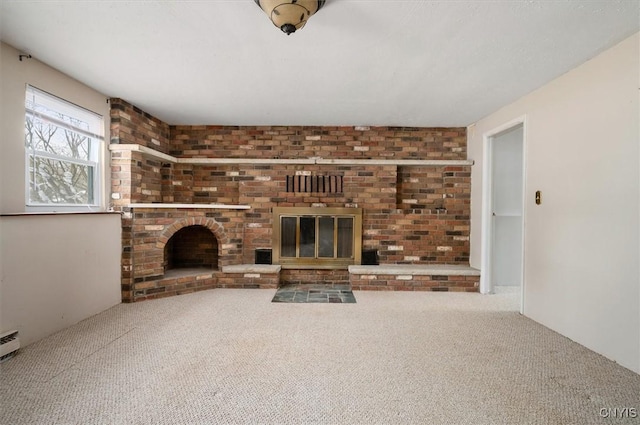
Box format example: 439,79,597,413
1,288,639,424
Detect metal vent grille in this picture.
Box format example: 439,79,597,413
0,330,20,362
286,175,343,193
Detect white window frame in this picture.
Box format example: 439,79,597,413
24,85,104,212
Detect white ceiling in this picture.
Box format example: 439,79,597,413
1,1,638,127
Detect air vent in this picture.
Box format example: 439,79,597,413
0,330,20,362
286,175,343,193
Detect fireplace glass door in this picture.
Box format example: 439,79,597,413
273,207,362,268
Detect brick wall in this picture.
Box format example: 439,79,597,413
110,151,165,208
166,164,242,204
171,125,466,159
110,100,472,301
281,269,350,286
110,99,171,153
350,273,478,292
110,99,171,208
122,208,244,302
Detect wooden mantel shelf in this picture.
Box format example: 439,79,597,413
109,144,474,167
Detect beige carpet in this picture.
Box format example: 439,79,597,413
1,288,639,424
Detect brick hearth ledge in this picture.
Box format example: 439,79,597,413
348,264,480,276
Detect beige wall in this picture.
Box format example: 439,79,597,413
0,214,121,346
0,42,111,213
0,42,121,345
468,33,639,373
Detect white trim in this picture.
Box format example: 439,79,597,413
26,110,103,140
181,157,316,165
127,203,250,210
108,144,176,163
28,149,98,167
480,134,493,295
315,158,473,166
24,85,104,211
24,204,104,213
480,116,527,315
26,153,100,208
108,144,474,167
519,120,528,314
26,85,103,135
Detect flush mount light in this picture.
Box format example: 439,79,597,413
254,0,325,35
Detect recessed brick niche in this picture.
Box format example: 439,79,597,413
109,99,475,302
164,225,218,271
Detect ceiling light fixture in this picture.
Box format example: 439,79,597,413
254,0,325,35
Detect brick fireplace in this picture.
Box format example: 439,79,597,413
110,99,476,302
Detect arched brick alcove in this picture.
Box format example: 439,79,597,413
159,217,226,272
164,225,218,271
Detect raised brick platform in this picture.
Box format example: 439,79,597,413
217,264,480,293
348,264,480,292
133,268,217,302
219,265,281,289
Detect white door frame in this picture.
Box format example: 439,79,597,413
480,116,527,313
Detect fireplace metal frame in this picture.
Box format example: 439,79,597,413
272,207,362,269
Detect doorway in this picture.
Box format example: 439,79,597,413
480,119,525,312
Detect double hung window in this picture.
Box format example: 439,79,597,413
25,85,103,208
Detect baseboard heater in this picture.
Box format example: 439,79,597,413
0,330,20,362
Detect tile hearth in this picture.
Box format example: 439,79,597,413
272,284,356,304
